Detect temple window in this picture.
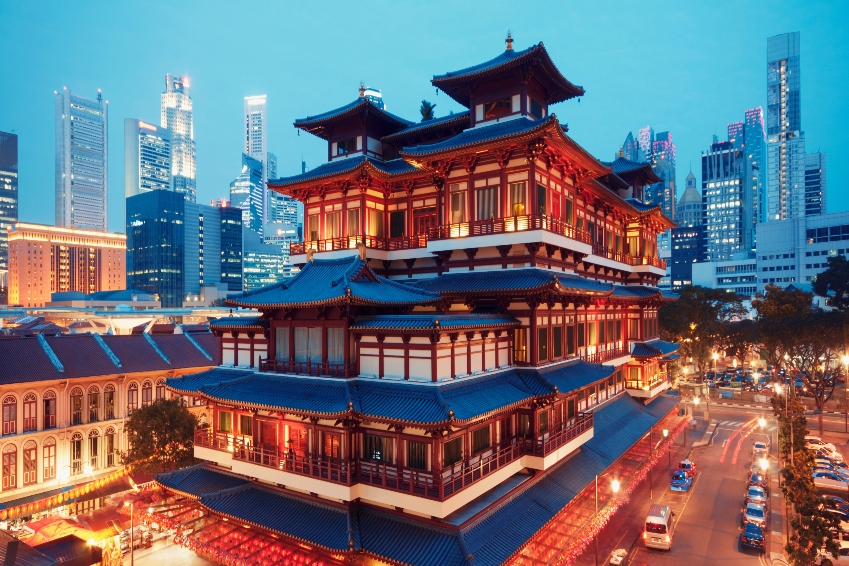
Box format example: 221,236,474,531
325,212,342,239
450,184,466,223
275,327,290,360
295,327,322,363
565,198,574,225
553,326,563,359
218,411,232,432
483,97,512,120
567,399,576,420
538,411,549,435
519,414,532,438
472,426,490,454
407,441,427,470
566,325,575,356
577,323,585,348
529,98,544,119
536,184,547,215
509,182,526,216
476,187,498,221
346,208,360,236
239,415,252,437
537,327,548,362
513,327,527,363
367,209,384,238
327,328,345,364
337,137,356,155
389,211,405,238
307,216,319,241
364,434,393,463
443,437,462,466
588,322,597,347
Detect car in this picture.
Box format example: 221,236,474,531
808,437,838,452
816,540,849,564
816,466,849,481
748,461,770,479
816,447,846,462
818,458,849,470
740,522,766,552
744,502,768,528
678,459,697,477
748,472,769,492
752,441,769,456
670,470,693,492
823,495,849,510
822,506,849,533
745,485,768,506
813,471,849,490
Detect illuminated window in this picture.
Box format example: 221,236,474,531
483,98,511,120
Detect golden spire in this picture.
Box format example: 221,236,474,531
358,82,365,98
506,31,513,51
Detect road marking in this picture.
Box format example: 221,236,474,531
732,422,760,465
721,418,757,464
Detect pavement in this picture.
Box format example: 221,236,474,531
575,404,787,566
130,535,213,566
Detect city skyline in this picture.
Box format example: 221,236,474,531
0,2,846,233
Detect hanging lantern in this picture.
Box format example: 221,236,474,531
0,510,7,521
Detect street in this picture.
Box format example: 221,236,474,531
576,404,792,566
131,536,213,566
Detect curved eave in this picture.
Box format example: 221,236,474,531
452,393,555,428
166,385,202,396
224,295,442,310
155,482,204,501
381,113,471,146
586,179,645,217
294,99,412,140
209,324,266,332
200,392,349,421
348,321,521,333
268,158,423,196
431,43,585,107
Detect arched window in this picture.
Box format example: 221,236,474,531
104,384,116,420
23,440,37,486
43,437,56,480
43,391,57,429
70,388,83,425
2,396,16,435
2,444,17,490
141,381,153,407
105,427,117,467
23,393,36,433
88,385,100,423
155,379,166,401
88,430,100,471
127,383,138,415
70,432,83,475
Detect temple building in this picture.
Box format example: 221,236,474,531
155,36,682,566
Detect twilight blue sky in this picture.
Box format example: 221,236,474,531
0,1,846,233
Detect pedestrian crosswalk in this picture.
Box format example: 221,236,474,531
716,420,777,431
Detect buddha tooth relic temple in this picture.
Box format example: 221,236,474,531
155,36,683,566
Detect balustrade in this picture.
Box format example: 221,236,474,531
259,358,354,378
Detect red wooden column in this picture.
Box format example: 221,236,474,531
529,161,538,217
377,335,385,378
268,322,276,363
430,334,439,382
288,321,295,372
465,332,474,376
403,335,411,381
480,331,488,370
529,300,539,366
321,321,328,372
344,327,351,378
232,332,239,367
248,332,256,368
494,330,501,368
449,334,457,379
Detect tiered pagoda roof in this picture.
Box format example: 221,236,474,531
166,359,614,428
225,255,441,309
270,154,419,191
432,41,585,107
294,97,412,139
381,111,471,147
157,393,679,566
600,156,663,185
630,339,681,360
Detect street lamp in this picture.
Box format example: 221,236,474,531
758,417,766,429
712,352,719,372
595,472,621,566
842,354,849,433
124,501,135,566
663,429,670,466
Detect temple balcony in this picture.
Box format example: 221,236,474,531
192,411,593,519
258,359,356,379
624,374,670,399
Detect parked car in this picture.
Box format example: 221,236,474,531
670,470,693,492
823,495,849,511
678,459,697,477
815,447,846,463
813,471,849,490
745,485,768,506
752,441,769,457
816,466,849,481
818,459,849,470
822,506,849,533
808,437,838,451
748,472,769,493
816,540,849,564
741,522,766,552
748,461,770,480
744,502,768,528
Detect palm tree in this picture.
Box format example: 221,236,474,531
420,100,436,122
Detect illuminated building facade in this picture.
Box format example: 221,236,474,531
241,227,289,292
701,139,748,261
0,131,19,286
229,153,263,233
7,223,126,308
804,152,826,216
161,74,196,203
152,38,684,566
54,88,108,231
123,118,172,197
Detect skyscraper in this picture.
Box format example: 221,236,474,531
244,95,269,229
621,128,676,220
728,108,766,244
0,132,19,278
229,153,263,233
161,74,196,202
765,33,825,221
676,171,701,228
124,118,172,198
804,152,826,216
55,88,108,230
702,139,749,261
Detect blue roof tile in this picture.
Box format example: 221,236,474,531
610,286,661,299
201,485,352,551
624,198,660,213
529,360,614,393
631,339,680,358
381,111,471,145
209,316,268,330
294,98,412,139
206,375,351,416
408,269,613,296
357,508,467,566
155,464,250,499
269,154,417,188
439,371,551,422
165,367,254,394
402,116,555,158
227,255,441,309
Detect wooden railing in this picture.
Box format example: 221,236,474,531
193,411,593,502
290,234,428,255
584,347,627,364
625,375,666,391
428,214,591,244
259,358,354,378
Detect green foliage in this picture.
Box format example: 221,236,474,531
753,284,813,371
658,285,745,377
722,319,759,363
813,255,849,311
122,398,198,474
420,100,436,122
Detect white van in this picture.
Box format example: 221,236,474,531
644,504,675,550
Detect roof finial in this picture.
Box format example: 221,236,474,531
618,147,624,158
306,248,316,264
505,31,513,51
358,82,365,98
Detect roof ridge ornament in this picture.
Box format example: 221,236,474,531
358,81,365,98
506,31,513,51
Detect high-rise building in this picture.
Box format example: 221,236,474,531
766,33,825,221
8,223,126,307
126,190,242,307
124,118,172,198
161,74,196,203
230,154,263,233
621,128,676,220
727,108,766,245
242,227,289,292
804,152,826,216
0,132,19,280
54,88,108,230
244,95,269,228
670,225,704,291
676,171,701,228
702,139,750,261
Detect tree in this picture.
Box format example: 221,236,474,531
813,255,849,311
752,284,813,374
123,398,198,474
772,395,840,564
658,286,745,377
420,100,436,122
722,319,759,364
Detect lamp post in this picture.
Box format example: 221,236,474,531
649,425,653,500
595,473,621,566
712,352,719,373
663,429,670,466
125,501,134,566
842,354,849,433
